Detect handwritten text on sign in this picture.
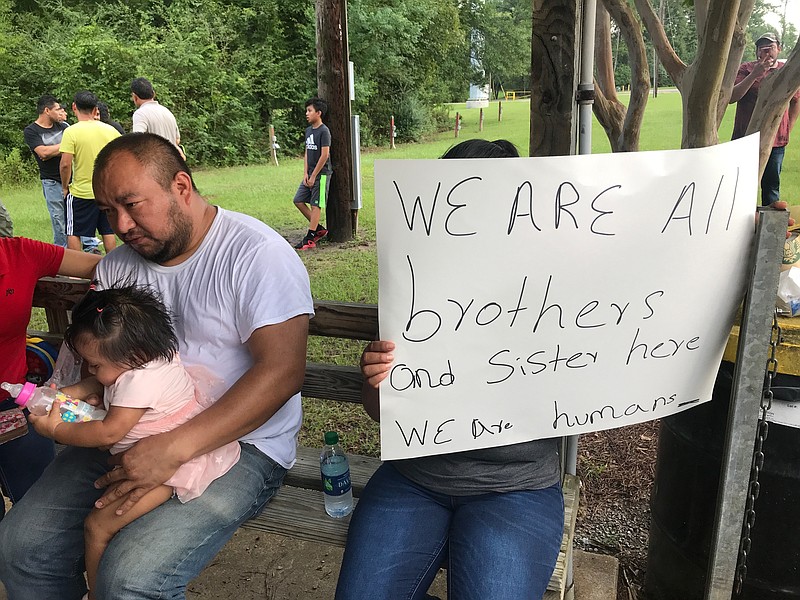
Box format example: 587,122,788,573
374,136,758,460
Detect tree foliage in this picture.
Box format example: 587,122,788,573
0,0,472,171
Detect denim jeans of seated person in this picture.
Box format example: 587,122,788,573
0,442,285,600
336,462,564,600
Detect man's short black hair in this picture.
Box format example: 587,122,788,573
305,97,328,118
94,132,198,194
73,90,99,113
131,77,155,100
37,94,60,114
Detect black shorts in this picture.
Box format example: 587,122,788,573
293,173,331,209
65,194,113,237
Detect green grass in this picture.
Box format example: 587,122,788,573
6,96,797,455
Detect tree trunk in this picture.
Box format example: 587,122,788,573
530,0,581,157
681,0,741,148
593,3,626,151
316,0,354,242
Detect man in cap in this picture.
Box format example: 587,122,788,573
730,31,800,205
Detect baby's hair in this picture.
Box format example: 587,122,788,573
65,283,178,369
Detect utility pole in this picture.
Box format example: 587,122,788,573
652,0,665,98
316,0,355,242
530,0,582,156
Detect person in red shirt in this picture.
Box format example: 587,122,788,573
0,237,98,518
730,31,800,206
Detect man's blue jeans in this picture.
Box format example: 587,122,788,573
0,442,286,599
41,178,66,247
761,145,785,206
335,463,564,600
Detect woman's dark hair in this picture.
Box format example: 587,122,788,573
441,139,519,159
65,283,178,369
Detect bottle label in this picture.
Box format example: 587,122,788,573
322,470,351,497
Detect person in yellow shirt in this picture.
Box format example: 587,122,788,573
60,91,121,253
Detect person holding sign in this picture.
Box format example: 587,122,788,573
335,140,564,600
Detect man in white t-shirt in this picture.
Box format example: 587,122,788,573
0,132,314,599
130,77,183,156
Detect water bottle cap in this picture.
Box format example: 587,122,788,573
324,431,339,445
13,383,37,408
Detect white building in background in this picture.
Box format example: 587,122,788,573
466,29,490,108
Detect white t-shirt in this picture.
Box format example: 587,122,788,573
132,101,180,146
96,208,314,467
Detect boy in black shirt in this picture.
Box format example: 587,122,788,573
293,97,332,250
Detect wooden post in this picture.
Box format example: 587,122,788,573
390,115,396,149
269,124,279,166
479,107,484,131
530,0,581,157
498,100,503,122
316,0,355,242
454,112,460,138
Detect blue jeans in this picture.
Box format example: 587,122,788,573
41,179,98,249
41,178,66,247
0,400,55,520
335,463,564,600
0,442,286,599
761,145,785,206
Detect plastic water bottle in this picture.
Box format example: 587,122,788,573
1,382,107,422
320,431,353,518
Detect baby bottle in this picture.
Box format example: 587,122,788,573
1,382,106,422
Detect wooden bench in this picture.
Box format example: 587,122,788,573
32,276,580,600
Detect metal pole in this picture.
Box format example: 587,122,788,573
577,0,596,157
564,3,597,597
704,209,787,600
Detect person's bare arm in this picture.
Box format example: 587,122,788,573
360,340,396,423
30,404,145,448
57,248,100,279
60,153,73,197
93,314,309,515
32,144,61,161
730,58,770,103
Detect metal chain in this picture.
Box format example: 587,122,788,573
734,310,782,595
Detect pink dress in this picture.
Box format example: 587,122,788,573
105,356,241,502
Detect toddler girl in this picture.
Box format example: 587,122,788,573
36,284,241,600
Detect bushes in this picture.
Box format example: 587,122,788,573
0,148,37,187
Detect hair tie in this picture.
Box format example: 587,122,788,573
97,307,103,313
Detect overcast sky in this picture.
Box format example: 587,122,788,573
763,0,799,36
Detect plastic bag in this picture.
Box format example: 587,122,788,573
777,267,800,317
46,343,84,389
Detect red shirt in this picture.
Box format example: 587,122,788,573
732,61,800,147
0,238,64,398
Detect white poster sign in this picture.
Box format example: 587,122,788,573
375,136,759,460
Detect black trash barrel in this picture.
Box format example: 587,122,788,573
645,361,800,600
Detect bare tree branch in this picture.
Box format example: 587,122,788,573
715,0,755,125
694,0,709,33
598,0,650,151
682,0,741,147
594,2,618,102
593,79,628,151
632,0,687,87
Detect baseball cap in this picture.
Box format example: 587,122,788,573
756,32,779,47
